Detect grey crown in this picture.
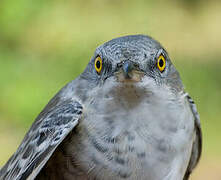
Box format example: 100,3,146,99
0,35,202,180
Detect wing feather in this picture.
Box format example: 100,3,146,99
0,99,82,180
183,94,202,180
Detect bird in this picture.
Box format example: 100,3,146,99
0,35,202,180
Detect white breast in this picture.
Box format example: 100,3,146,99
72,80,195,180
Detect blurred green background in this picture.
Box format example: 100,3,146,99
0,0,220,179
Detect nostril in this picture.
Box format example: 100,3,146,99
133,63,139,69
117,62,123,68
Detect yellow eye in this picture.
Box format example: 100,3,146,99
95,56,102,74
157,55,166,72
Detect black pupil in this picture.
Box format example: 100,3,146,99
96,60,101,69
159,59,164,67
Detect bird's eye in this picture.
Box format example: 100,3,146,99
157,55,166,72
95,56,102,74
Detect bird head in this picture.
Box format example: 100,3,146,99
80,35,183,98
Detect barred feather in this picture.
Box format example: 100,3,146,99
0,100,82,180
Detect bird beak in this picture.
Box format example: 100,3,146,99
115,60,144,82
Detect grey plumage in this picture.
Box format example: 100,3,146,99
0,35,202,180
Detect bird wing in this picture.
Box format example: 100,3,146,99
0,98,83,180
183,94,202,180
